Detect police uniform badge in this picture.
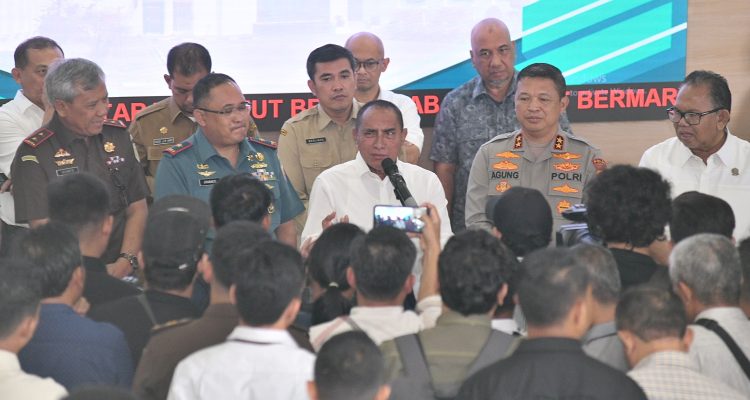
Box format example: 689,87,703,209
54,148,72,158
556,200,572,215
160,127,168,135
104,142,116,153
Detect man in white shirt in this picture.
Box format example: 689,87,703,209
301,99,451,244
345,32,423,163
669,233,750,395
0,259,67,400
617,286,745,400
640,70,750,240
168,240,314,400
0,37,64,255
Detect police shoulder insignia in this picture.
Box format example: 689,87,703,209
103,119,127,129
249,137,278,150
592,158,607,173
553,135,565,151
513,134,523,149
163,142,193,156
280,128,288,136
23,128,55,148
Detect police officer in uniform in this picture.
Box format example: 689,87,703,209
11,58,148,278
129,43,258,192
466,63,604,234
154,73,302,247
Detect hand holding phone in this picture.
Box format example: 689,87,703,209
373,205,429,233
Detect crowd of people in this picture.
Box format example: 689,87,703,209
0,14,749,400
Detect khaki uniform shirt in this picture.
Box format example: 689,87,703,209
129,97,257,192
277,101,360,231
466,129,603,234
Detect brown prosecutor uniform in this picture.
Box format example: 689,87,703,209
11,113,149,263
129,97,258,192
277,101,360,231
465,129,603,234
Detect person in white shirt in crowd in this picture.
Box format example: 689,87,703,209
617,286,745,400
344,32,423,163
640,70,750,240
310,206,443,351
0,258,67,400
0,37,63,255
168,240,314,400
669,233,750,395
301,99,451,245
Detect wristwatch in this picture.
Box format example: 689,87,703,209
118,252,139,270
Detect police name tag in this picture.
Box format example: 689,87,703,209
56,166,79,176
305,137,326,144
153,137,175,146
199,178,219,186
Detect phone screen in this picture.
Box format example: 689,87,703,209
373,205,427,233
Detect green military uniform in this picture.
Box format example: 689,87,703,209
129,97,258,192
277,102,361,232
465,129,604,234
153,128,303,234
11,113,149,263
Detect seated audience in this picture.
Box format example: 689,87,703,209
133,221,272,400
740,238,750,318
586,165,672,289
456,248,646,399
14,223,133,389
381,229,518,399
168,241,314,399
0,258,68,400
572,244,628,371
210,172,273,229
308,331,390,400
488,186,553,258
307,223,364,325
669,233,750,395
47,172,140,306
617,286,745,399
89,199,207,365
670,191,735,244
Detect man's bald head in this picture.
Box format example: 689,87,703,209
470,18,511,49
345,32,390,95
345,32,385,59
470,18,515,89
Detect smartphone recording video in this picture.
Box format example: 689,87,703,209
373,205,428,233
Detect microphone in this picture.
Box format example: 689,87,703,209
381,158,418,207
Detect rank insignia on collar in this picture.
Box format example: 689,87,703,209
552,152,582,160
54,158,75,167
496,181,512,193
197,163,209,170
552,184,579,194
160,127,168,135
592,158,607,173
557,200,572,215
513,134,523,149
54,148,71,158
553,162,580,172
495,151,521,159
492,160,519,171
104,142,116,153
280,128,287,136
198,170,216,177
553,135,565,150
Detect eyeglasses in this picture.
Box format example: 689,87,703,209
197,101,252,116
355,59,382,72
666,106,722,126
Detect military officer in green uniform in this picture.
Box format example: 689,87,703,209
11,58,149,278
154,73,302,247
466,63,605,234
129,43,258,192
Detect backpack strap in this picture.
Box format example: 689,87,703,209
394,334,431,383
694,318,750,382
136,293,159,326
466,329,516,376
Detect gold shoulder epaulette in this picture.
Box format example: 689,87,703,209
163,141,193,156
23,128,55,148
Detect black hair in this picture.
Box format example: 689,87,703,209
355,99,404,131
314,331,386,400
308,223,364,325
350,226,416,302
192,72,236,109
585,165,672,247
210,173,272,228
670,191,734,244
0,258,41,339
517,62,566,98
306,44,356,81
682,70,731,112
616,286,687,341
210,221,272,289
232,241,304,326
47,172,110,236
570,244,620,305
11,222,82,298
14,36,63,69
166,42,211,76
439,230,516,315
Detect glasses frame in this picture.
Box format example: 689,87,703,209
197,101,252,116
666,106,723,126
354,59,383,72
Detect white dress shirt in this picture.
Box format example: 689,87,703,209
628,351,745,400
0,90,43,226
309,295,442,351
639,133,750,240
168,326,315,400
688,307,750,396
301,153,452,245
379,90,424,151
0,349,67,400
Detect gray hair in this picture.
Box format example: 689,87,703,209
45,58,105,104
571,244,621,304
669,233,741,305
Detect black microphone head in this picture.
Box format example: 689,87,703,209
381,158,398,175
